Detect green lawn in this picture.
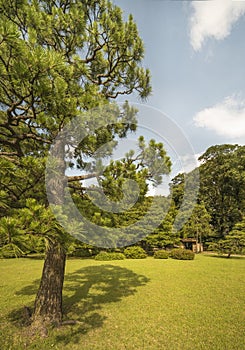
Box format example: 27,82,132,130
0,255,245,350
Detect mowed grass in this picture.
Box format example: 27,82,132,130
0,255,245,350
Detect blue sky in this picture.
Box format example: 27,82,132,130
113,0,245,159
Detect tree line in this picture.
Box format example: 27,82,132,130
1,142,244,257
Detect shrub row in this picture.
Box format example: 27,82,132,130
153,249,195,260
94,247,195,261
94,246,147,260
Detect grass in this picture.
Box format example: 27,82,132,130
0,255,245,349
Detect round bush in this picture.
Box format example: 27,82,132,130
94,252,125,261
154,250,169,259
170,248,195,260
124,246,147,259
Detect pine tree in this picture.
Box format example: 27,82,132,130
0,0,171,329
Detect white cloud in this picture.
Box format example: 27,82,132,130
178,154,200,173
190,0,245,51
193,95,245,138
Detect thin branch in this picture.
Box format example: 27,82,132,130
68,173,97,182
0,151,18,156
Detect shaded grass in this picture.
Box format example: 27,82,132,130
0,255,245,349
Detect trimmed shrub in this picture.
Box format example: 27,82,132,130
94,252,125,261
154,250,169,259
124,246,147,259
170,248,195,260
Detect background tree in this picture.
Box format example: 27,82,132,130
208,217,245,258
142,202,179,250
169,173,185,210
171,145,245,245
178,202,213,246
199,144,245,238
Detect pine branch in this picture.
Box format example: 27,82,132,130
68,173,97,182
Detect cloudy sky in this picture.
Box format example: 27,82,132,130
113,0,245,159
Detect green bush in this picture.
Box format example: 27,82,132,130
124,246,147,259
153,250,169,259
94,252,125,261
170,248,195,260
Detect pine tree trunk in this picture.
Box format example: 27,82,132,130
32,240,66,327
31,137,67,330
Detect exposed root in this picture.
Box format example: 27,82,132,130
29,319,49,338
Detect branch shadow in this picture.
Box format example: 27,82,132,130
203,253,245,260
9,263,150,346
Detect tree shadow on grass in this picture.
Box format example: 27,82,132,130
9,264,149,346
58,264,150,345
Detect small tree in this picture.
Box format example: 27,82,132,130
209,218,245,258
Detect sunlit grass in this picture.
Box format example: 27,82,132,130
0,255,244,349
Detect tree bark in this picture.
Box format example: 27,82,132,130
31,136,67,329
32,240,66,327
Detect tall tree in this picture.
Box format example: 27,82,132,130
178,202,213,245
142,202,179,250
199,144,245,237
0,0,171,329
